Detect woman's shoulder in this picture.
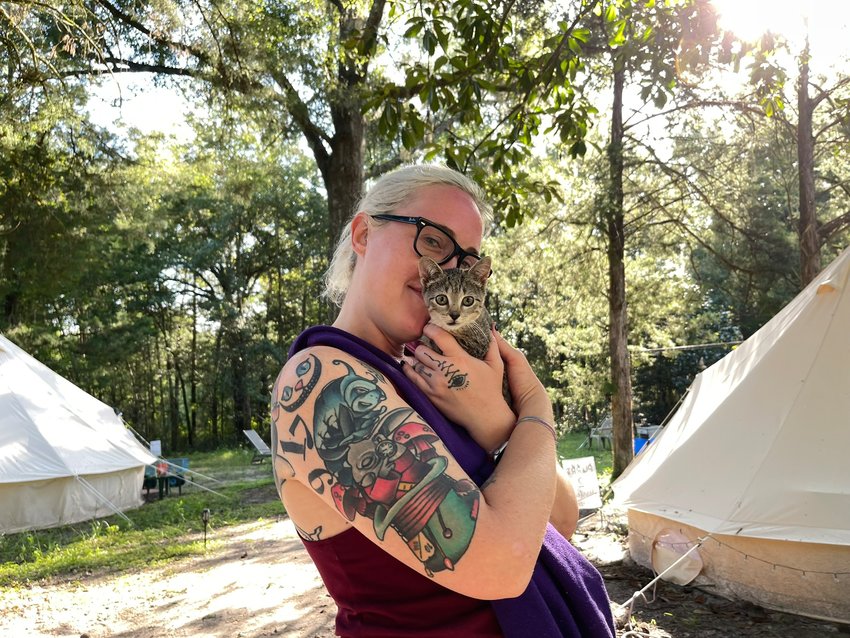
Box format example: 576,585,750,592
278,343,381,382
274,343,399,415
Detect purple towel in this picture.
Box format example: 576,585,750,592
289,325,615,638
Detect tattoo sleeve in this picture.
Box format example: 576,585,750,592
306,358,480,577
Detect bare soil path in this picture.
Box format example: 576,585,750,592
0,518,335,638
2,503,848,637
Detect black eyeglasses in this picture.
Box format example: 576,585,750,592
372,214,482,268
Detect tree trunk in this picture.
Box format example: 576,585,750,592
167,355,179,452
156,339,166,442
797,40,819,286
190,289,198,443
2,290,19,327
315,8,368,322
176,358,192,447
607,63,635,479
227,325,251,441
210,328,222,445
317,96,364,323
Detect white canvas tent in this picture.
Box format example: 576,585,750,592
612,246,850,623
0,334,156,533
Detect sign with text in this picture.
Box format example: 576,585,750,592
559,456,602,509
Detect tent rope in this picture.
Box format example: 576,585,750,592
628,526,850,580
616,533,713,633
74,475,134,526
154,458,227,497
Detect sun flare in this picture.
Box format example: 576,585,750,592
711,0,850,65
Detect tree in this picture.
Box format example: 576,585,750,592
577,0,723,477
7,1,611,251
792,38,850,284
151,124,326,440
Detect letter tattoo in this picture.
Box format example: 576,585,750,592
422,352,470,391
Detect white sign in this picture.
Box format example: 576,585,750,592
559,456,602,509
149,439,162,457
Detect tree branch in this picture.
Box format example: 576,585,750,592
818,210,850,241
267,69,331,175
365,157,405,179
625,98,794,135
810,75,850,110
59,57,198,78
92,0,210,65
360,0,387,61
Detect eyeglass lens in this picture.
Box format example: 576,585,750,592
416,225,479,268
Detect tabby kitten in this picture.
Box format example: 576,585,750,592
418,255,493,359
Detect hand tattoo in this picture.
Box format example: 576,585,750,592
423,352,470,390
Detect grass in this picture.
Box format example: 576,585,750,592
0,450,283,588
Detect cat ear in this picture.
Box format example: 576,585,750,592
418,256,443,284
469,255,491,285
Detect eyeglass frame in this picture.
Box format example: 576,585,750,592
371,214,484,267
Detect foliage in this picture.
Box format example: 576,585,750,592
2,0,849,458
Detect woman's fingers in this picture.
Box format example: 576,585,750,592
401,357,434,392
421,323,464,357
493,328,524,365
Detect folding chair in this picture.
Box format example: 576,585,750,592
243,429,272,463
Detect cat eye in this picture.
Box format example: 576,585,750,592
435,294,449,305
372,214,482,268
462,296,475,307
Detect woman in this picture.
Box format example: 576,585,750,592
271,165,614,637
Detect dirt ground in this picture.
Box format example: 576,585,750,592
573,510,850,638
1,501,848,638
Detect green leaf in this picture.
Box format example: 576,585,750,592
422,30,437,56
764,100,774,117
569,140,587,157
401,128,416,150
434,19,450,52
572,28,590,43
403,19,424,39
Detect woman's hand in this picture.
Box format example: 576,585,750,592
492,329,554,423
402,323,515,452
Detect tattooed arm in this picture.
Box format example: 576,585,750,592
271,345,557,600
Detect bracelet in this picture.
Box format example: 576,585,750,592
515,416,558,442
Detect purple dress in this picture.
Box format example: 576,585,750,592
289,325,616,638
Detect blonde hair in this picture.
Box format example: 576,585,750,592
323,164,493,307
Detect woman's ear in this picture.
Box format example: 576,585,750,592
350,212,370,257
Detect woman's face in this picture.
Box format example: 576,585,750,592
355,183,485,349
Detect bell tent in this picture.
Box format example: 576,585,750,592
0,334,155,533
612,246,850,623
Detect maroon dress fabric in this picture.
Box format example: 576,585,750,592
301,526,502,637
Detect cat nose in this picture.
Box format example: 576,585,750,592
449,311,460,321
